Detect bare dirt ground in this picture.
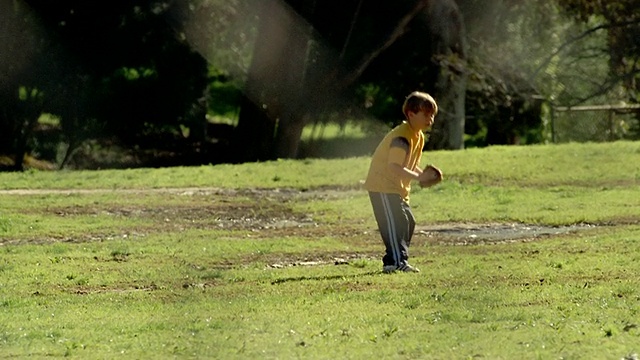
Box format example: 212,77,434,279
0,185,607,274
0,186,595,248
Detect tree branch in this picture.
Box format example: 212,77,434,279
337,0,430,90
566,63,640,106
339,0,363,61
529,19,640,83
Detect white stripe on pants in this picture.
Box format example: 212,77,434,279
368,192,415,267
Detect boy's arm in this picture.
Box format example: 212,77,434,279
388,163,431,182
389,163,430,182
387,137,428,182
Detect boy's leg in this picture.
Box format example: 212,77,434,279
368,192,413,267
402,199,416,248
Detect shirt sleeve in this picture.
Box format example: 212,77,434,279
388,137,409,166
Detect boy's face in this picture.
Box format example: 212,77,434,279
408,109,435,131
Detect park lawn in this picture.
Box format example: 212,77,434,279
0,141,639,359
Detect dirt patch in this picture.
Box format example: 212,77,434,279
417,222,596,245
1,186,598,247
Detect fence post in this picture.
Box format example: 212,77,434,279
550,104,556,143
608,109,614,141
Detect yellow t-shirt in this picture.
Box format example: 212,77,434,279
364,122,424,201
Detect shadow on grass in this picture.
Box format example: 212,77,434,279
298,136,381,159
271,271,381,285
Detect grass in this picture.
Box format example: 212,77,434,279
1,141,638,190
1,141,640,359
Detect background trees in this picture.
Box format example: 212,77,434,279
233,0,469,161
1,0,639,170
1,0,55,170
556,0,640,102
2,0,209,169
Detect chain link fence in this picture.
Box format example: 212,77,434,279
550,104,640,143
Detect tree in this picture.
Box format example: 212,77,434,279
555,0,640,102
233,0,313,162
422,0,468,149
8,0,210,168
0,0,56,170
326,0,468,150
10,0,632,169
457,0,557,145
38,0,209,144
234,0,469,162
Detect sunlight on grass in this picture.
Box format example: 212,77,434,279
300,121,370,140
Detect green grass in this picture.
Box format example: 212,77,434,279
1,141,638,190
1,141,640,359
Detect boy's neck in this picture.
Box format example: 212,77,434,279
406,120,422,133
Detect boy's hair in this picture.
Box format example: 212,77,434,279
402,91,438,119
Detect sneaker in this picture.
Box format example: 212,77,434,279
398,264,420,273
382,264,420,273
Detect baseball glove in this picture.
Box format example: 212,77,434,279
419,164,443,188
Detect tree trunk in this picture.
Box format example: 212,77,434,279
13,120,29,171
0,109,11,156
235,94,275,162
272,5,312,159
424,0,468,150
235,0,311,162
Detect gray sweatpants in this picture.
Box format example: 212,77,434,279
368,192,416,267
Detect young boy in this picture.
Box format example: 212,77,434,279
364,91,438,273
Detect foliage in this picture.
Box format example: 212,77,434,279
0,1,59,169
174,0,255,80
556,0,640,102
1,0,210,168
3,0,640,169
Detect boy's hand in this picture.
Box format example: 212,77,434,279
419,165,443,188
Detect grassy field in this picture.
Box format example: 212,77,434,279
1,141,640,359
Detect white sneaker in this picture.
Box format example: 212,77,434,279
383,264,420,273
398,264,420,273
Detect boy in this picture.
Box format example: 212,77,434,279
364,91,438,273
